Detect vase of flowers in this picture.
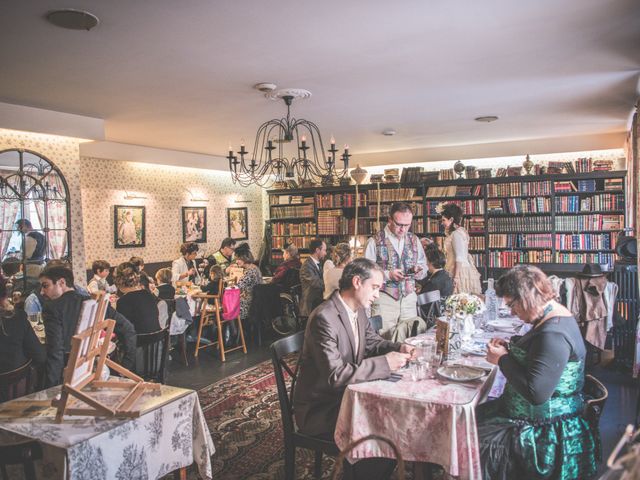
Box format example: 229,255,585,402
444,293,485,349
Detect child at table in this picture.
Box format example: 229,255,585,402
201,265,223,304
87,260,117,295
155,268,175,300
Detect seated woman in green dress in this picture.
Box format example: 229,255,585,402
478,265,597,480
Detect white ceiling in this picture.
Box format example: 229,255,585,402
0,0,639,166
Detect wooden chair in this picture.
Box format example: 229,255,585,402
195,281,247,362
271,332,347,480
584,373,608,462
0,441,42,480
135,328,170,384
161,299,189,365
0,360,35,403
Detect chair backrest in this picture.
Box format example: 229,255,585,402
270,332,305,437
0,360,34,403
135,328,170,383
584,373,608,461
417,290,441,305
0,440,42,480
282,268,301,293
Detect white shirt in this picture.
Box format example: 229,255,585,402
365,225,427,281
336,292,359,353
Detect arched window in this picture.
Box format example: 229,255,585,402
0,149,71,295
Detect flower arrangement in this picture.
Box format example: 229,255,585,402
445,293,485,318
435,202,447,214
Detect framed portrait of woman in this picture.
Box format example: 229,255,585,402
114,205,145,248
182,206,207,243
227,207,248,240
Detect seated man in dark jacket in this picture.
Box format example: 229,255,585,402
39,265,137,388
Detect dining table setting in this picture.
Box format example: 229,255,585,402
334,309,530,480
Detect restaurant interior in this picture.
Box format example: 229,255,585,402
1,1,640,479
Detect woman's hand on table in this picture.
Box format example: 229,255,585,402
486,341,508,365
488,337,509,349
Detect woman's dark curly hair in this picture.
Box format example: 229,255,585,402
180,242,199,256
441,203,463,233
114,262,141,289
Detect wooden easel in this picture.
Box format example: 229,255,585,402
52,292,160,422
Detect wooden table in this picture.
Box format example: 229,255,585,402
0,383,214,479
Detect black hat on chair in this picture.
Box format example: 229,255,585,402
616,236,637,261
577,264,605,278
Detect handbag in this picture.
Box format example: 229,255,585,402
222,287,241,320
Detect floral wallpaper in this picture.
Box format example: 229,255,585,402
0,128,88,285
79,157,264,267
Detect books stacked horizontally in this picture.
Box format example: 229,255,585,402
554,181,576,193
317,209,342,235
369,174,384,183
384,168,400,183
593,159,613,171
467,217,485,233
604,178,624,191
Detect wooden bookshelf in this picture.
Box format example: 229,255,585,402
267,170,627,272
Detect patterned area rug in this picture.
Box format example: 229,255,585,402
197,357,338,479
192,358,442,479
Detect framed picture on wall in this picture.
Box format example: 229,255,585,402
227,207,248,241
114,205,146,248
182,206,207,243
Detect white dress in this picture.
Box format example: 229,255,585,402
444,227,482,295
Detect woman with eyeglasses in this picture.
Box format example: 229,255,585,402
477,265,596,480
439,202,481,294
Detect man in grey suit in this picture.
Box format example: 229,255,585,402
299,238,327,318
294,257,413,435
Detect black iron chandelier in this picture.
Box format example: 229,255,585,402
227,88,351,188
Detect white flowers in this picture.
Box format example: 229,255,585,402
435,202,446,214
445,293,485,318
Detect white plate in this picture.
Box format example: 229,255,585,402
437,365,486,382
487,319,519,332
404,337,432,347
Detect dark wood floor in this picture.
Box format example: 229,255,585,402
165,336,639,474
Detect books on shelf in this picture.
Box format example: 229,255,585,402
488,216,553,233
577,180,596,192
557,252,615,269
488,250,553,268
555,233,616,251
400,166,424,184
439,168,455,180
554,193,624,212
316,192,367,208
426,199,484,215
367,188,416,202
487,181,551,197
317,209,342,235
555,214,623,231
270,194,313,205
272,236,311,249
270,204,314,218
554,181,576,192
469,237,486,250
271,222,316,236
496,197,551,214
489,234,553,249
426,185,456,197
604,178,624,191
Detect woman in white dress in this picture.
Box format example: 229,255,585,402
118,210,137,245
172,242,202,285
440,203,482,295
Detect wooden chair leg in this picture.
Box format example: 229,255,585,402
173,466,187,479
237,316,248,354
180,334,189,365
216,317,226,362
194,314,207,357
313,450,323,479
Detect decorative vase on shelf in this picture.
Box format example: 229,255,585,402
350,164,368,185
523,154,534,175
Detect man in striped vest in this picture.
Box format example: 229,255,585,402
365,202,428,341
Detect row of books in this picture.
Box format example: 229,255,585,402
272,236,311,249
486,181,552,197
554,214,624,231
470,253,485,267
269,194,314,205
317,209,342,235
568,157,614,174
488,250,553,268
555,233,617,251
605,178,624,191
469,237,486,250
488,216,553,232
554,193,624,212
556,252,615,269
426,199,484,215
271,222,316,236
488,234,553,249
425,185,482,198
316,193,368,208
488,197,551,214
270,204,314,218
400,167,424,184
367,188,417,202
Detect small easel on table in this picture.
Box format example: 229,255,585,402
435,318,451,358
52,292,160,422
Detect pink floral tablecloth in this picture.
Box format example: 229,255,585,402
335,318,528,480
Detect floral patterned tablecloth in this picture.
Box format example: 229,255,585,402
334,319,527,480
0,383,214,479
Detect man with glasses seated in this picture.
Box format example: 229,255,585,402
364,202,427,342
209,237,236,274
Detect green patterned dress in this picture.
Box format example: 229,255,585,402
477,317,597,479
